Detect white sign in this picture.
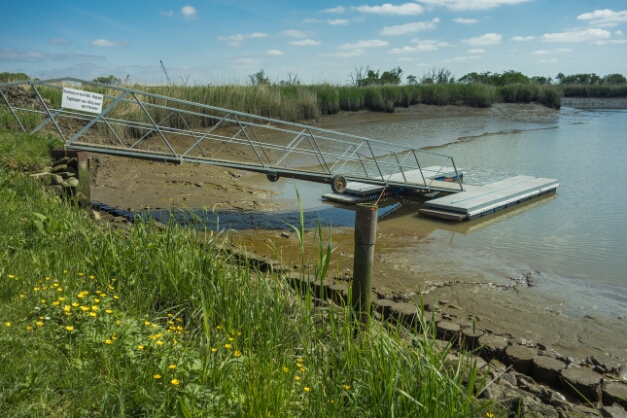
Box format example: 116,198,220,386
61,87,104,114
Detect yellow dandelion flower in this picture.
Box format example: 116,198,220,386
64,270,67,273
296,357,303,363
168,364,176,370
283,367,289,373
234,350,242,357
34,287,40,291
57,288,62,292
154,374,162,379
299,367,305,372
108,285,115,290
91,306,98,311
89,275,95,279
80,306,89,311
105,339,112,344
486,414,494,418
171,379,180,386
237,332,242,336
89,312,97,317
343,385,351,390
151,324,157,328
45,277,50,280
216,325,221,329
26,326,32,330
63,305,71,313
156,341,164,346
224,344,232,349
19,294,25,298
304,387,310,392
94,299,100,303
115,320,121,325
8,275,14,279
167,313,173,317
40,299,46,304
228,337,234,342
176,325,183,331
138,345,144,350
53,301,60,306
100,294,106,297
113,295,119,299
5,322,11,327
297,363,303,369
144,321,151,326
105,309,113,314
66,326,74,331
78,273,84,276
58,297,65,301
112,335,117,340
211,348,217,353
52,283,59,287
168,320,174,325
36,321,43,327
295,376,301,381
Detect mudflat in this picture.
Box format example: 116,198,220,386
90,102,627,364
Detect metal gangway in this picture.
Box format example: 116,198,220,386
0,78,464,194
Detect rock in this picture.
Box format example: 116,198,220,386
532,355,566,387
30,172,63,186
61,177,80,189
55,171,76,179
462,327,484,351
505,345,538,375
603,382,627,408
560,367,603,403
436,320,460,344
51,164,68,173
280,231,290,238
573,405,604,417
91,211,102,221
479,334,509,361
327,284,348,304
602,404,627,418
374,299,396,319
389,302,418,328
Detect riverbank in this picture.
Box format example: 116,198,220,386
87,101,627,364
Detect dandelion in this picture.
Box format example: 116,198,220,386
486,414,494,418
53,301,60,306
167,313,173,317
154,374,162,379
115,320,121,325
216,325,221,329
78,273,84,276
151,324,157,328
283,367,289,373
26,326,32,331
108,285,115,290
105,309,113,314
100,294,106,297
224,344,232,349
58,297,65,301
234,350,242,357
45,277,50,280
64,270,67,274
40,299,46,304
237,332,242,336
80,306,89,311
8,275,14,279
304,387,310,392
5,322,10,327
34,287,40,291
65,325,74,331
19,294,25,298
156,341,164,346
144,321,151,326
138,345,144,350
91,306,98,311
94,299,100,303
211,348,217,353
105,339,112,344
171,379,180,386
113,295,119,299
228,337,234,342
89,275,95,279
168,364,176,370
295,376,301,381
343,385,351,390
89,312,97,317
57,288,63,292
36,321,43,327
53,283,59,287
64,305,71,313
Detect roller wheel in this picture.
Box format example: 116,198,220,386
266,172,280,182
331,175,347,194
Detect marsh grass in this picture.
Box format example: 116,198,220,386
0,128,495,417
562,84,627,97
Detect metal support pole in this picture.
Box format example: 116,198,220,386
352,203,378,326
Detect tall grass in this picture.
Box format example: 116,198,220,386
562,84,627,97
0,128,493,417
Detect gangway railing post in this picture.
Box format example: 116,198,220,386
352,203,378,327
450,157,464,192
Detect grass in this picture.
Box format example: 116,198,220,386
0,127,497,417
562,84,627,98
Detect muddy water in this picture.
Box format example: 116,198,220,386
234,106,627,317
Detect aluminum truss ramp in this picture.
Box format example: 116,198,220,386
0,78,465,194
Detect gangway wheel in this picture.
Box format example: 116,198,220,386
267,173,280,182
331,175,347,194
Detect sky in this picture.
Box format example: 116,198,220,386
1,0,626,85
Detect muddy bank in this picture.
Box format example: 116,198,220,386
562,97,627,109
90,102,627,364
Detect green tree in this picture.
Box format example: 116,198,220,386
93,75,121,85
603,73,626,85
248,69,270,85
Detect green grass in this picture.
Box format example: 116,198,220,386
562,84,627,97
0,128,495,417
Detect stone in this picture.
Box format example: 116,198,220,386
51,164,68,173
603,381,627,408
327,284,348,304
389,302,418,328
560,367,603,403
280,231,290,238
462,327,484,351
479,334,509,361
602,404,627,418
436,320,460,343
61,177,80,189
55,171,76,179
30,172,63,186
505,345,537,375
532,355,566,387
374,299,396,319
91,211,102,221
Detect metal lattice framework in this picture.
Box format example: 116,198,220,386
0,78,464,193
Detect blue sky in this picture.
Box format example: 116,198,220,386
2,0,626,84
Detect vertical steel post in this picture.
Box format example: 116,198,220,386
352,203,378,326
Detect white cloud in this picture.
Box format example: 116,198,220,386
453,18,479,24
91,39,129,47
281,30,307,38
577,9,627,28
416,0,532,11
217,32,269,47
323,6,346,13
338,40,389,49
397,57,414,61
181,5,197,20
539,58,558,63
616,30,623,35
266,50,284,55
50,38,69,44
532,48,570,55
463,33,501,45
389,38,452,53
0,48,104,62
467,48,485,53
595,39,627,45
512,35,534,41
289,39,321,46
381,18,439,35
542,28,611,42
161,11,174,17
328,19,350,25
450,55,482,61
329,50,366,57
354,3,424,15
